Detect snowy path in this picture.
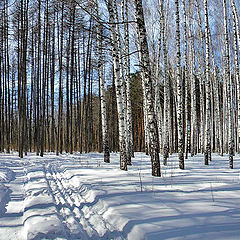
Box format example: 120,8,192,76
0,154,126,240
0,152,240,240
0,163,25,239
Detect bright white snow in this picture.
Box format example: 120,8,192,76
0,152,239,240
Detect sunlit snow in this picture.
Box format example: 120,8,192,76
0,152,240,240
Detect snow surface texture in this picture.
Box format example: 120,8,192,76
0,152,239,240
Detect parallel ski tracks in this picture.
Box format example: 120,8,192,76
0,157,125,240
44,161,125,240
43,162,88,239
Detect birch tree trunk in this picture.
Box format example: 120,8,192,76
155,2,163,155
142,72,150,155
160,0,170,165
97,4,110,163
188,9,197,156
223,0,234,168
113,0,130,164
175,0,184,169
209,31,222,155
122,0,134,159
231,0,240,153
204,0,211,165
183,0,190,159
135,0,161,176
108,0,127,171
196,0,205,154
136,27,149,155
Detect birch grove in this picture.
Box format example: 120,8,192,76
0,0,239,176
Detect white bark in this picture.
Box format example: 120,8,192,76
97,13,110,163
231,0,240,153
196,0,205,154
160,0,170,165
189,15,197,156
209,30,222,155
95,0,110,162
121,0,134,161
204,0,211,165
183,0,190,159
223,0,234,168
112,0,129,163
108,0,127,170
175,0,184,169
137,43,150,154
135,0,161,176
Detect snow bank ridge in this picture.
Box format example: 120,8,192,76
20,160,128,240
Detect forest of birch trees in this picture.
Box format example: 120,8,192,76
0,0,240,176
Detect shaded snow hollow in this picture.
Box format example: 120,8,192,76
0,152,240,240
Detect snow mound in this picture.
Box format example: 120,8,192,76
23,214,66,240
0,167,15,183
0,183,10,215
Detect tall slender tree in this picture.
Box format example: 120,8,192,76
223,0,234,168
135,0,161,176
175,0,184,169
97,1,110,163
204,0,211,165
108,0,128,170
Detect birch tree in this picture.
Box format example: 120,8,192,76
183,0,190,159
108,0,128,170
231,0,240,153
223,0,234,168
97,2,110,163
204,0,211,165
122,0,134,160
160,0,170,165
135,0,161,176
175,0,184,169
112,0,130,164
189,0,197,156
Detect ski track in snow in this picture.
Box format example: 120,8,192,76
0,154,126,240
0,152,240,240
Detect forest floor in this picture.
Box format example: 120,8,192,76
0,152,240,240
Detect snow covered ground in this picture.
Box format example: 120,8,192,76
0,152,239,240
